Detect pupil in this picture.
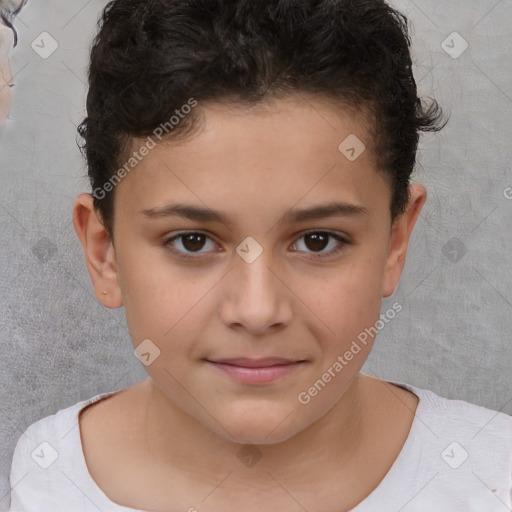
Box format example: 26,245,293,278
180,233,329,253
183,234,205,252
306,233,328,252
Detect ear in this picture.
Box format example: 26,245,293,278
382,183,427,298
72,193,123,308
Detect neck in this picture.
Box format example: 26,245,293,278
143,373,370,491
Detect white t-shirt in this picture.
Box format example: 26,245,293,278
8,379,512,512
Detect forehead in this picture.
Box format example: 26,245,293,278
115,94,389,222
186,94,375,157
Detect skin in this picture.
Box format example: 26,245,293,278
73,93,425,512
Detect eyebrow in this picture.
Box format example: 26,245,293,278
140,201,369,228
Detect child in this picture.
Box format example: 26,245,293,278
8,0,512,511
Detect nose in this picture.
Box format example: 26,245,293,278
219,248,293,336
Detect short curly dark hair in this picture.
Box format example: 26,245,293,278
78,0,446,241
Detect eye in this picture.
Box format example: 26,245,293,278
162,230,349,261
290,230,349,260
162,231,219,260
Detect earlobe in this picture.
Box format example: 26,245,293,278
382,183,427,298
72,193,123,308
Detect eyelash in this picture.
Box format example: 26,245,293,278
161,230,349,261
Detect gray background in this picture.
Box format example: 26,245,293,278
0,0,511,509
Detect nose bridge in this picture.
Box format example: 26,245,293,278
221,237,292,333
237,247,276,295
235,239,280,302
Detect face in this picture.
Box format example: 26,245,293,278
74,93,425,445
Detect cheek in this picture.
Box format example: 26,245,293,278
118,250,214,345
313,257,384,314
304,255,386,352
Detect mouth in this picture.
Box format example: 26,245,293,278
210,357,304,367
205,357,307,384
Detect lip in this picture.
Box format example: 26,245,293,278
206,357,306,384
210,357,301,367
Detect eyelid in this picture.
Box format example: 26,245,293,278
162,229,350,260
162,230,221,259
291,229,349,259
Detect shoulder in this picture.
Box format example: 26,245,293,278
8,390,121,512
10,393,109,469
392,380,512,507
358,378,512,511
410,383,512,442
